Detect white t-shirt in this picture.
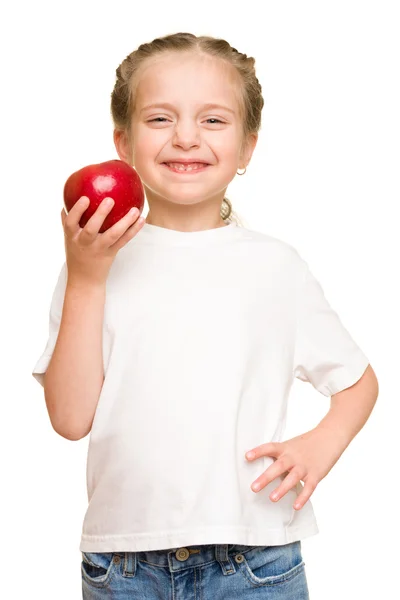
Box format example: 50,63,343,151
32,221,369,552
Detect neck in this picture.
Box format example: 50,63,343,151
143,188,229,232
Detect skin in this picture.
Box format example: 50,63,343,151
114,51,258,232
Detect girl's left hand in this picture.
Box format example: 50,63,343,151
245,427,345,510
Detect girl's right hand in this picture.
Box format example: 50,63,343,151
61,196,145,287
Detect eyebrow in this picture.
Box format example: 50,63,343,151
140,102,236,115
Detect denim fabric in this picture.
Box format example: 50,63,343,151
81,540,309,599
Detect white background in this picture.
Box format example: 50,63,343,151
2,1,399,598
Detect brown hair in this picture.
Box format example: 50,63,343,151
110,32,264,226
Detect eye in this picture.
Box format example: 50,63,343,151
147,117,225,124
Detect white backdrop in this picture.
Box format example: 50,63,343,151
2,1,398,598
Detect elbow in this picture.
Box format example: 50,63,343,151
44,391,92,441
51,418,91,441
43,372,95,440
366,363,379,398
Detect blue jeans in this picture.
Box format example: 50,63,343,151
81,541,309,599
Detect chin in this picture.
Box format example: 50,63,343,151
150,187,217,206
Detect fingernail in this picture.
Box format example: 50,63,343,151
246,451,255,459
104,198,114,206
252,482,260,491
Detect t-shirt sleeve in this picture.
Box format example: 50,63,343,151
32,263,67,388
293,258,369,397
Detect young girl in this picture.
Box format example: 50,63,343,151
32,32,378,599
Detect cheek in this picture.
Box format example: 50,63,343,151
133,123,168,152
134,131,160,154
209,130,242,160
132,138,166,174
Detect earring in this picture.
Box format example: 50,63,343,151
237,167,247,176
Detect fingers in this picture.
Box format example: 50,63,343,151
269,467,306,502
250,459,316,509
292,478,318,510
62,195,145,251
250,456,293,492
103,207,144,250
246,442,281,460
63,196,90,238
78,197,115,245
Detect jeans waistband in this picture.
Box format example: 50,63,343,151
116,543,258,572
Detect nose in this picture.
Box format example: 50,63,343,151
172,119,200,150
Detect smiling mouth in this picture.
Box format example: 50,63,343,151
162,162,210,173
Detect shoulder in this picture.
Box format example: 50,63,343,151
238,225,306,273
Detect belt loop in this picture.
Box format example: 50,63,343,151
215,544,236,575
123,552,137,577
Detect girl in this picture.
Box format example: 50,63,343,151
32,32,378,599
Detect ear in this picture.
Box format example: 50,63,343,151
113,129,134,165
239,133,258,170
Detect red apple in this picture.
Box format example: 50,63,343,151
63,160,145,233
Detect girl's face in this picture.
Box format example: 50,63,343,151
116,52,257,211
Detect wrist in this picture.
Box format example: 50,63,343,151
311,421,351,454
66,276,107,293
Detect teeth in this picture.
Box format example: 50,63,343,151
166,162,207,171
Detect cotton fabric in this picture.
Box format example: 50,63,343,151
32,221,369,552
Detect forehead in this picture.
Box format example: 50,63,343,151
135,52,241,112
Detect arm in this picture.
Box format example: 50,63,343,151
313,363,379,453
42,196,144,440
44,280,106,441
245,365,379,508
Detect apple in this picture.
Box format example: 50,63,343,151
63,159,145,233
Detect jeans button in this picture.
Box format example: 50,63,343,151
176,548,190,561
235,554,245,563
